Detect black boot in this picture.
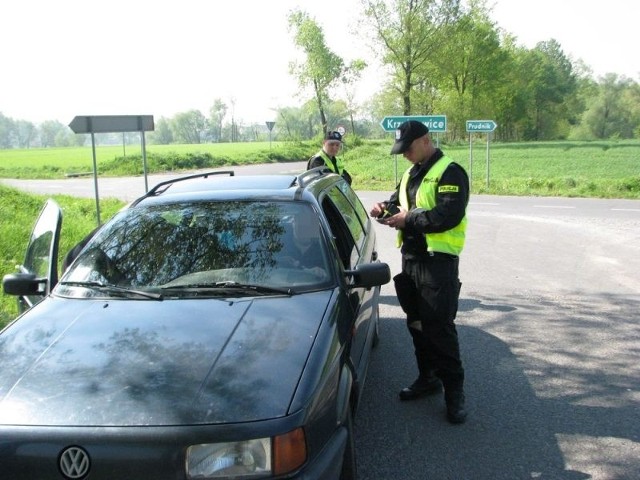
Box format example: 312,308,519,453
445,389,467,424
399,375,442,401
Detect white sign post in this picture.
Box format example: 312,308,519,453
466,120,497,190
69,115,154,225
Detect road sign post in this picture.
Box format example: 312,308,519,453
465,120,497,133
69,115,154,225
466,120,497,191
265,121,275,148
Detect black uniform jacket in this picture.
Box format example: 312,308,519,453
308,153,352,185
388,149,469,260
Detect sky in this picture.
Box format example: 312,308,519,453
1,0,638,126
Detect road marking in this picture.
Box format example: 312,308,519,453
533,205,576,209
470,204,640,212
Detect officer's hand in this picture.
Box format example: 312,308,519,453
370,202,385,218
383,207,408,229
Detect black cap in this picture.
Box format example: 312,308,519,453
325,131,342,142
390,120,429,154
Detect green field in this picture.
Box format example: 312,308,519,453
1,139,639,327
0,187,125,327
1,139,639,197
350,140,640,197
0,142,309,179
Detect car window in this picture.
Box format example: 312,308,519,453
321,189,366,270
336,181,369,232
23,200,62,285
13,199,63,312
25,229,55,280
58,201,333,295
326,186,365,254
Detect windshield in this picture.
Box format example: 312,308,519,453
57,201,334,298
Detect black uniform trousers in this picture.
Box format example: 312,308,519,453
394,252,464,392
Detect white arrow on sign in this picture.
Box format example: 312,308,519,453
466,120,497,133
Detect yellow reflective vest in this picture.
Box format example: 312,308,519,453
313,150,346,175
397,156,467,255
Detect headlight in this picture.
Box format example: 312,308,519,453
186,438,270,479
186,428,306,479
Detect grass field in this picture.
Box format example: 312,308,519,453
0,187,125,327
0,142,307,178
345,140,640,197
1,139,639,326
1,139,639,197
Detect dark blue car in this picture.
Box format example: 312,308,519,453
1,169,389,479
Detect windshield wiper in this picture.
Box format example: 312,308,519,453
162,281,292,296
59,280,163,300
215,281,293,296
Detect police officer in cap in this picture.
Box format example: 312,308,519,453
307,130,352,185
370,120,470,424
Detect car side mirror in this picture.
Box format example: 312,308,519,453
345,263,390,289
2,272,47,297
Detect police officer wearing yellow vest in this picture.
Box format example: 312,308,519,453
370,120,469,424
307,131,352,185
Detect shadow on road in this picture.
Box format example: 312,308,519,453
355,293,639,479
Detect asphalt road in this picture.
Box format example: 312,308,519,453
3,164,640,479
357,192,640,480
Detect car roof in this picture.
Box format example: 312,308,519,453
131,168,339,207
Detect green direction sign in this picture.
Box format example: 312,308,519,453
380,115,447,133
466,120,497,133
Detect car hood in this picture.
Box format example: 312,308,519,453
0,291,332,427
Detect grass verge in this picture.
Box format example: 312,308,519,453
0,186,124,327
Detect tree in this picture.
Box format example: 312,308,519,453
227,97,239,143
152,117,174,145
171,110,207,144
431,1,507,138
15,120,37,148
208,99,227,142
40,120,67,147
288,9,345,135
520,40,577,140
323,99,351,137
361,0,455,115
341,59,367,136
276,107,302,141
0,113,15,148
72,133,87,147
54,128,75,147
483,35,530,141
628,81,640,138
581,74,638,139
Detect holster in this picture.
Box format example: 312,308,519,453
393,272,419,317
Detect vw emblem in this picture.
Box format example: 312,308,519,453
59,446,90,479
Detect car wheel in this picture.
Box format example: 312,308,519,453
340,408,357,480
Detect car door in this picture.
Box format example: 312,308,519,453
320,183,378,383
9,199,62,313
